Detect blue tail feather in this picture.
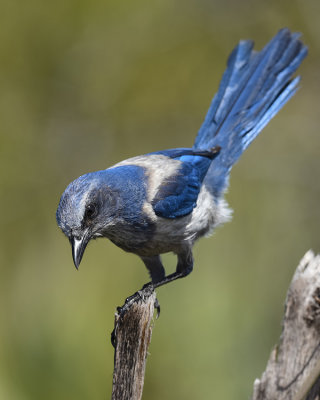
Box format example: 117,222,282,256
193,28,308,196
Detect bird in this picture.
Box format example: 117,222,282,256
56,28,307,293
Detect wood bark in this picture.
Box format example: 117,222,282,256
111,286,156,400
110,251,320,400
252,250,320,400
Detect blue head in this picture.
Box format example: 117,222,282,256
56,170,123,268
56,165,148,268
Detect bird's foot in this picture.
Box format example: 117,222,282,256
116,282,159,317
111,283,160,348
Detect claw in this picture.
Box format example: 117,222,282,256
117,291,142,318
111,328,117,348
154,298,161,318
111,283,159,348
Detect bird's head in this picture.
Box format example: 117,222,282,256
56,171,120,269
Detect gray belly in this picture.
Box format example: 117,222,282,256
106,185,231,257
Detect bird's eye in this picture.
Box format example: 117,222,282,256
85,203,97,220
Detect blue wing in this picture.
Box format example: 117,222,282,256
151,148,220,219
152,162,202,218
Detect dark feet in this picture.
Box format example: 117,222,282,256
111,283,160,347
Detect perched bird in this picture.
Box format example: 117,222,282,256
56,28,307,290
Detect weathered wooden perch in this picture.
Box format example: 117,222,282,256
111,285,156,400
252,250,320,400
110,251,320,400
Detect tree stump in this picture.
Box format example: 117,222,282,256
252,251,320,400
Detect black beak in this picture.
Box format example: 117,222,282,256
70,231,90,269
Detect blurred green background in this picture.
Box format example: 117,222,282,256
1,0,319,398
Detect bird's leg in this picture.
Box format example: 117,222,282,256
153,248,194,288
139,249,193,290
141,255,166,284
116,256,164,320
113,249,193,338
121,250,193,307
